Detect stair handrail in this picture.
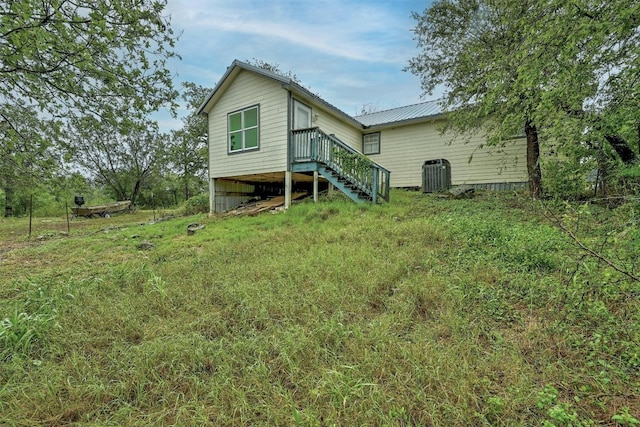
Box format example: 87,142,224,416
292,127,390,202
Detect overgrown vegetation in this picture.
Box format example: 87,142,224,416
1,191,638,425
409,0,640,198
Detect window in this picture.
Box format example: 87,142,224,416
363,132,380,155
293,100,312,129
228,105,259,152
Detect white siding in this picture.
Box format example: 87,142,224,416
208,71,288,178
368,120,528,187
203,67,527,190
308,102,362,149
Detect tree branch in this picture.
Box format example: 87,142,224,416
541,204,640,283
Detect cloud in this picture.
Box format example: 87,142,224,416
155,0,430,132
168,0,419,64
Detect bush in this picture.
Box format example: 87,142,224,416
184,193,209,215
542,158,595,200
615,164,640,195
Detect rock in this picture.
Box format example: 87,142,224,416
187,223,204,235
138,240,154,250
156,214,175,222
448,185,475,199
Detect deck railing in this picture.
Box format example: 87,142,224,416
291,127,390,202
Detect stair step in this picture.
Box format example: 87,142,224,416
319,165,372,204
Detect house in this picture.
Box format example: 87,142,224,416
197,60,527,213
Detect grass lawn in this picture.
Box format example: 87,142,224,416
1,190,638,426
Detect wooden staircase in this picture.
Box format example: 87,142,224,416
291,127,390,203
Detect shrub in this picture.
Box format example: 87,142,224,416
615,164,640,195
542,158,595,200
184,193,209,215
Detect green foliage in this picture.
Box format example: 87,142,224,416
0,0,178,126
535,385,591,427
542,158,596,200
0,191,638,425
408,0,640,198
64,118,167,207
0,280,72,360
1,0,178,213
612,408,640,426
184,193,209,215
331,147,373,184
0,105,60,211
0,311,50,357
168,82,210,201
615,164,640,195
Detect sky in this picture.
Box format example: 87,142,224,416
156,0,434,131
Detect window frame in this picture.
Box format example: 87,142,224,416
293,99,312,130
227,104,260,154
362,132,381,155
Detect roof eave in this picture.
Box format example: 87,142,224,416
197,59,291,116
282,82,364,129
362,112,447,130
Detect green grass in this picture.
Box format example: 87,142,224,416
0,191,638,426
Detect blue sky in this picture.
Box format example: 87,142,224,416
157,0,434,131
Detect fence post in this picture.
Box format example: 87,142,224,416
66,201,70,234
29,194,33,238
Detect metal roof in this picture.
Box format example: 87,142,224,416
354,99,444,127
198,60,445,129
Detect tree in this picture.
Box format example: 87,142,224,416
0,105,60,216
516,0,640,195
0,0,178,122
246,58,301,84
65,118,167,207
408,0,640,198
168,82,209,200
0,0,179,194
246,58,321,95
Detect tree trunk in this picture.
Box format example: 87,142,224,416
130,179,141,209
525,120,543,198
4,187,12,217
604,134,636,164
184,176,190,201
593,144,610,197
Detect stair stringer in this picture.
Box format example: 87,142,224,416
318,166,370,203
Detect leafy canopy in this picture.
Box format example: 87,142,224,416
0,0,179,127
65,116,166,206
168,82,210,199
408,0,640,152
0,0,179,209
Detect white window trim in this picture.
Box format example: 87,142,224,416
293,99,312,130
228,104,260,153
363,132,380,155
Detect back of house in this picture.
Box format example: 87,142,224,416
198,60,527,213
